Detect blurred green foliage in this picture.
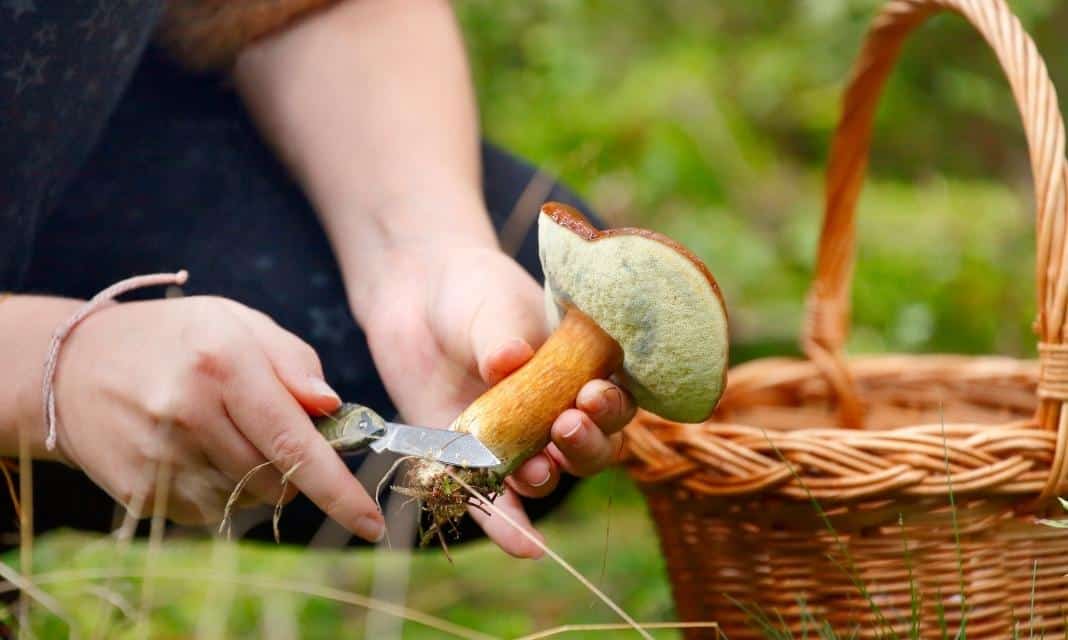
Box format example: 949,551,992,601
22,471,676,639
16,1,1068,637
461,0,1066,361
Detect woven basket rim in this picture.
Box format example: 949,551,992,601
624,0,1068,508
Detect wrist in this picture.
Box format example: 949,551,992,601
332,192,501,321
328,186,497,250
1,296,84,462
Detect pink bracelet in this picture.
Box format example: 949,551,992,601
43,270,189,451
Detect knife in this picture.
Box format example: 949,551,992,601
313,402,501,469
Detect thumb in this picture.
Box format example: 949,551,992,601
468,289,547,386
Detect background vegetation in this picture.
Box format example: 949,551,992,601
12,0,1068,637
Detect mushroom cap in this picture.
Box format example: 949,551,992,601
538,203,729,423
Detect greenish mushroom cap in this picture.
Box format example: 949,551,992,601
538,203,729,423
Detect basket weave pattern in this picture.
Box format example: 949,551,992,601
623,1,1068,637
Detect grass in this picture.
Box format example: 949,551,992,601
12,409,1067,639
4,469,687,639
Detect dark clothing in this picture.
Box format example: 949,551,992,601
1,1,167,289
2,8,593,545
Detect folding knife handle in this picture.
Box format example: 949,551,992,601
313,402,387,454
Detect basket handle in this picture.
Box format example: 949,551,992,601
802,0,1068,436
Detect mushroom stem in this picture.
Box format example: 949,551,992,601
401,307,623,542
452,307,624,474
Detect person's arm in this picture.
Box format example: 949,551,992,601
231,0,636,558
233,0,493,311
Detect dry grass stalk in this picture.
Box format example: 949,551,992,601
442,468,654,640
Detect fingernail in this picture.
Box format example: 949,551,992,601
500,337,528,352
308,377,341,404
530,462,552,488
355,514,386,543
561,414,585,441
600,386,623,414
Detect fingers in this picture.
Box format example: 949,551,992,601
507,452,559,498
468,291,545,385
227,304,342,416
575,379,636,435
547,409,624,477
468,488,545,559
222,346,385,542
192,407,288,506
480,338,534,386
537,380,631,479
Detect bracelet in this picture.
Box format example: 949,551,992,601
0,292,10,307
42,270,189,451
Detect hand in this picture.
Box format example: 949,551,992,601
357,241,636,558
50,296,387,541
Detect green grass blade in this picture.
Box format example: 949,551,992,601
1029,559,1038,640
797,597,810,640
774,608,792,639
725,594,789,640
899,514,921,640
938,409,968,637
935,589,948,640
759,428,900,639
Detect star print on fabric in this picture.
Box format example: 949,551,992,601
308,305,352,346
4,51,47,95
112,30,129,53
77,3,115,39
2,0,35,20
32,24,55,46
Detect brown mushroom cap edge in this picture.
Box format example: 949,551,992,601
539,202,729,423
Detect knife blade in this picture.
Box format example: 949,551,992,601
372,421,501,469
314,403,501,469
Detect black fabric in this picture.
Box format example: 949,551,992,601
6,47,597,547
0,1,166,289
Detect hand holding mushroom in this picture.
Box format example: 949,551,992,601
403,203,729,545
355,231,639,557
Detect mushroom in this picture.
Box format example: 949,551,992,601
404,202,729,538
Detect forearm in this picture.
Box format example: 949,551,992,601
233,0,495,318
0,295,83,460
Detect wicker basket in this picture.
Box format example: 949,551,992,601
623,1,1068,637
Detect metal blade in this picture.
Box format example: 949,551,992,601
371,422,501,469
